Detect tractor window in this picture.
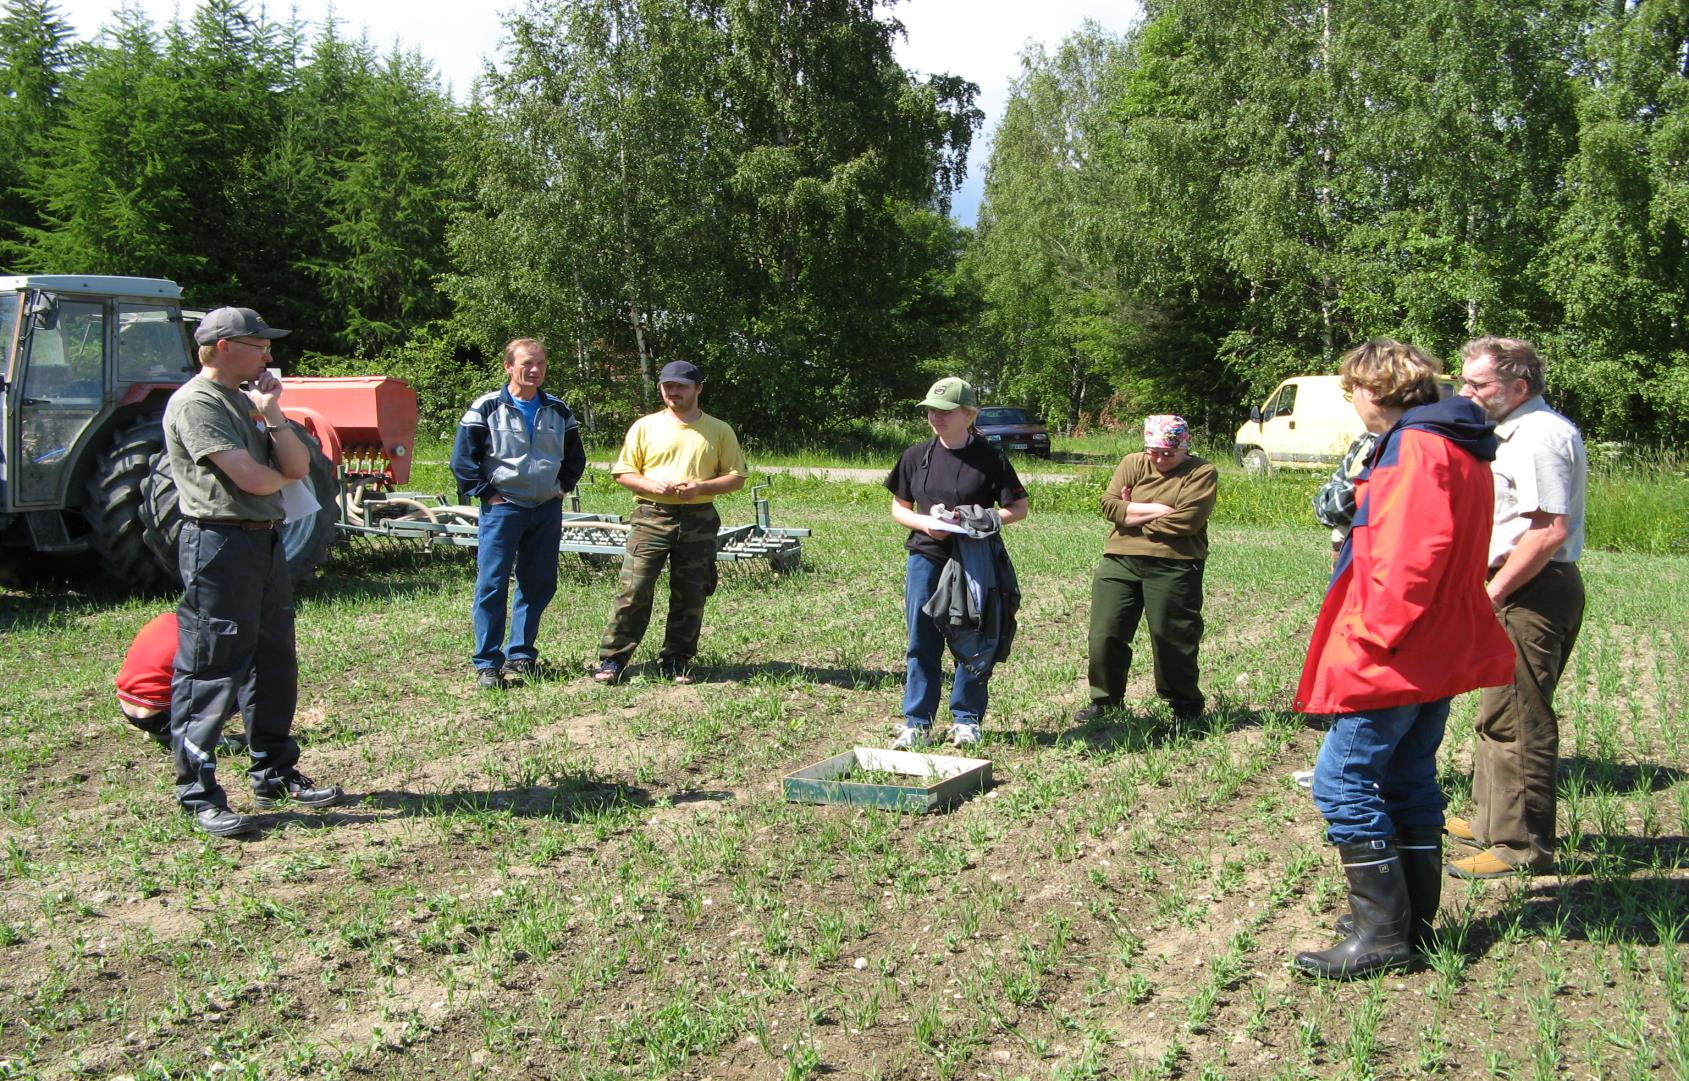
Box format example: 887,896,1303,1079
23,301,104,403
117,305,190,382
16,300,105,503
0,294,17,380
1266,383,1298,420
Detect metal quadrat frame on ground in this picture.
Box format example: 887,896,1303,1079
783,747,992,813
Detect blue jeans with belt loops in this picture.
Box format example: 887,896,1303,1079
472,498,562,671
1312,697,1451,845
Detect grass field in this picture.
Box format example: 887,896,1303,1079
1,454,1686,1080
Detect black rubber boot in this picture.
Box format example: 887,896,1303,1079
1396,825,1441,950
1333,826,1441,950
1296,840,1414,979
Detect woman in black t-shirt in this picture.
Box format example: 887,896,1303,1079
884,377,1029,750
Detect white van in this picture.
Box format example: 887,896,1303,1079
1233,375,1454,475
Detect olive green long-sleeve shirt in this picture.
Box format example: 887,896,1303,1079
1098,453,1218,561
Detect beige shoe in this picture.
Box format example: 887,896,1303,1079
1443,815,1483,850
1445,849,1527,880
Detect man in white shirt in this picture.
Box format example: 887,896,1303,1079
1447,336,1588,878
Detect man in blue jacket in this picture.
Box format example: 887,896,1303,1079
450,339,587,689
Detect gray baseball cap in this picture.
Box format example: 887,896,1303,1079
194,306,290,345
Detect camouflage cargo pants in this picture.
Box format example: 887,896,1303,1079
597,500,720,667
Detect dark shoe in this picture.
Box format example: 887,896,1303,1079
216,731,248,756
1336,826,1441,950
476,667,505,690
191,806,255,838
505,658,541,684
144,727,171,747
253,772,343,810
591,659,625,685
1074,702,1119,723
655,658,694,685
1168,699,1206,721
1295,840,1414,979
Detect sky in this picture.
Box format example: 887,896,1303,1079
51,0,1143,225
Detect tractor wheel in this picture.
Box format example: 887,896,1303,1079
140,426,341,589
84,415,177,593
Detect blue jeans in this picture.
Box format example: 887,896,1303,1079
1312,698,1451,845
902,553,991,728
472,498,562,670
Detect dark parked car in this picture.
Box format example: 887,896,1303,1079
975,406,1052,458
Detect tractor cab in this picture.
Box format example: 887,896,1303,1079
1,276,192,522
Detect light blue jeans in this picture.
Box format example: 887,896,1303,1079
1312,697,1450,845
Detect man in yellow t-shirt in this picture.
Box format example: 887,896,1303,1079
591,360,749,684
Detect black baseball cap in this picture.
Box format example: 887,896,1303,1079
658,360,704,385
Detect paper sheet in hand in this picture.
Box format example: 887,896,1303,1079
280,479,321,524
921,515,969,535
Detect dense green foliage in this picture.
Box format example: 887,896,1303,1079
1,0,456,356
446,0,981,434
0,0,978,439
8,0,1689,445
970,0,1689,444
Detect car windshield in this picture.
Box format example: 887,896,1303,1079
979,408,1031,425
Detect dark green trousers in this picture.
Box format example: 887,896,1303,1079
597,501,720,667
1086,553,1205,716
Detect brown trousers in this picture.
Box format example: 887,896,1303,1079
1471,560,1585,872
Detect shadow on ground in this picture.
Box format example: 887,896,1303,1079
1458,863,1689,953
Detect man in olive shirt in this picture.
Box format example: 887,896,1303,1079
1078,414,1219,721
163,306,342,838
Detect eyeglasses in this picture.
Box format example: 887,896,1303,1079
1145,447,1182,458
1462,378,1502,392
232,338,272,354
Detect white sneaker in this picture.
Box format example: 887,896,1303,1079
1291,768,1315,789
950,722,981,747
890,724,930,750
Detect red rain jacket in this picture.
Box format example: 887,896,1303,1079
1294,399,1515,715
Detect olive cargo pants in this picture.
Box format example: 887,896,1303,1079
597,501,720,668
1086,553,1206,717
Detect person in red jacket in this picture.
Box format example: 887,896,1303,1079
1291,340,1515,980
116,613,244,753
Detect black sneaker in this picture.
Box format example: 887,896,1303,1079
476,667,505,690
590,659,624,685
192,805,255,838
253,772,344,810
1073,702,1119,724
505,658,541,684
216,731,249,756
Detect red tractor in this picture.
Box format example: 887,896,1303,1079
0,275,416,592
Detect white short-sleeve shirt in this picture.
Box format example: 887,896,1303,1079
1488,396,1587,568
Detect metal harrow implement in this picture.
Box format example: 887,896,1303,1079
336,481,808,573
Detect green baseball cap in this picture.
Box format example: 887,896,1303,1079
919,377,977,411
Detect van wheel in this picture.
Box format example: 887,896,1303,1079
1241,447,1270,477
